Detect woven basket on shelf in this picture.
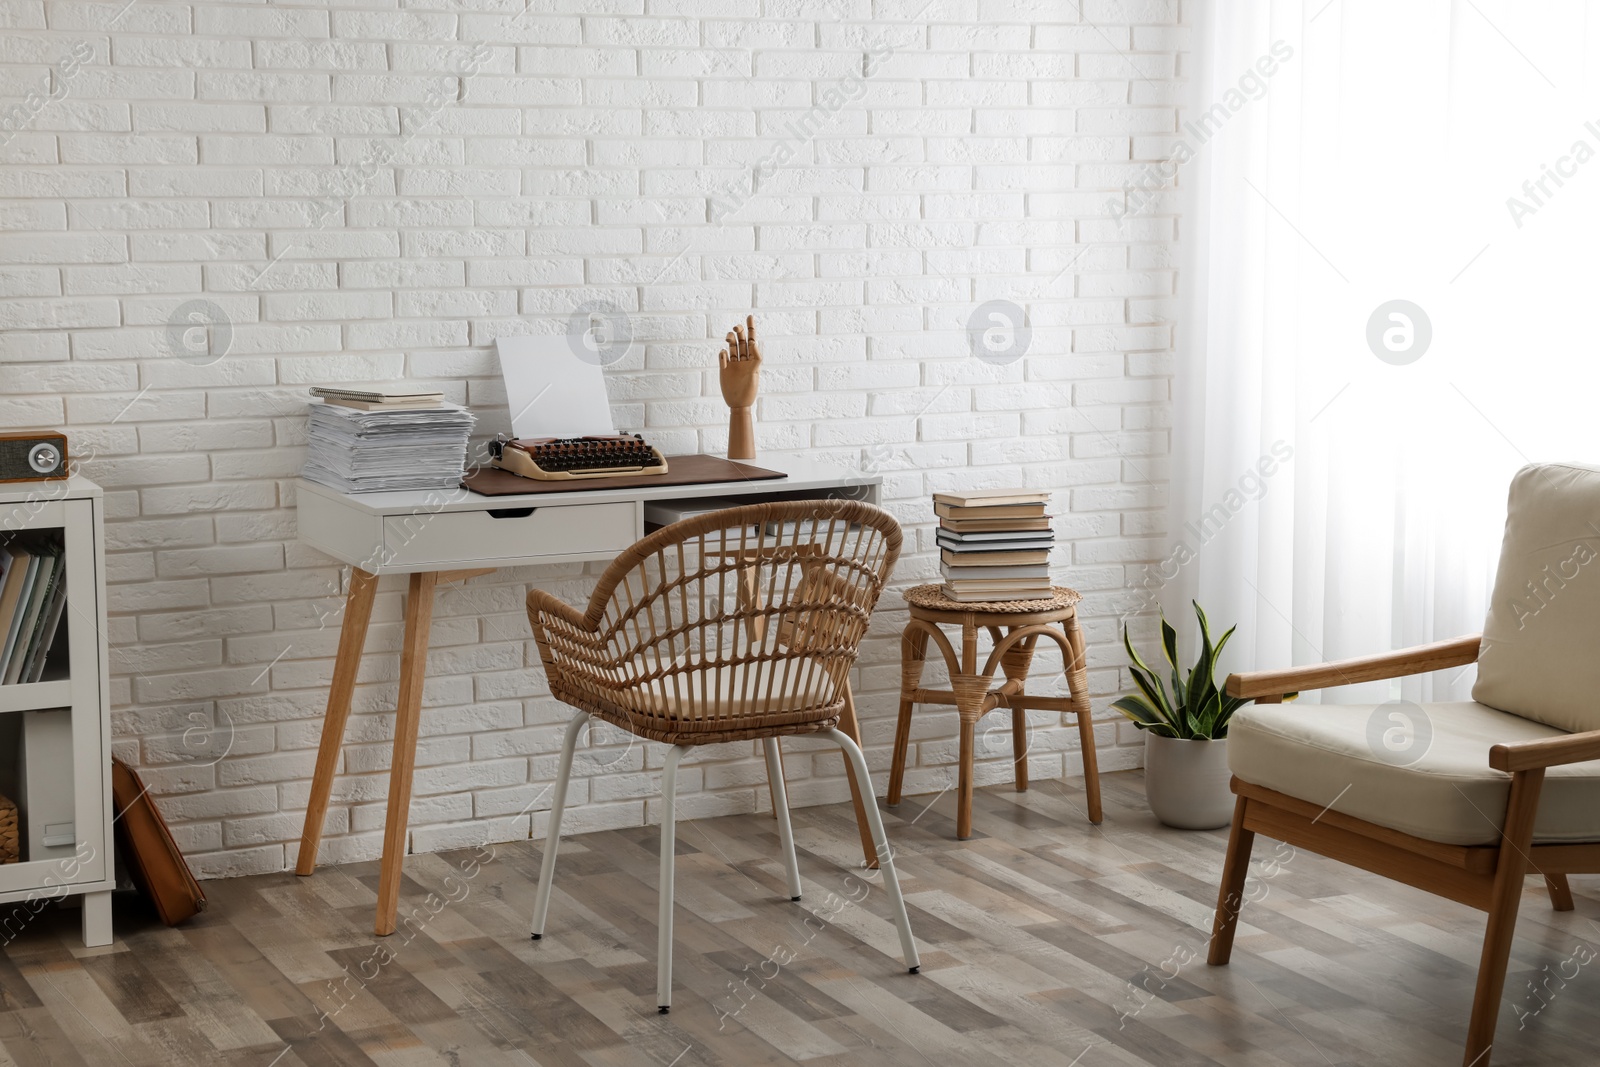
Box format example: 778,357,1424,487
0,793,17,865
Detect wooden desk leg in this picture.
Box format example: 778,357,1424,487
296,567,379,877
837,678,880,870
375,570,438,937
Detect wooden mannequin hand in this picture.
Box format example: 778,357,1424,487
718,315,761,410
719,315,760,459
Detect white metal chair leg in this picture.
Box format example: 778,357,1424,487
825,727,921,974
763,738,803,901
657,744,687,1013
531,709,589,940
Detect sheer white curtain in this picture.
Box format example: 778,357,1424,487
1168,1,1600,702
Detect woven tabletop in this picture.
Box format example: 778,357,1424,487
902,583,1081,614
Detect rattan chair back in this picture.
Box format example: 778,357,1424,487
527,499,901,745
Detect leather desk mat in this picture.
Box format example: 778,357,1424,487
461,454,788,496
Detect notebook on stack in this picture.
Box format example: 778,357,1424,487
309,383,446,412
302,388,475,494
934,489,1054,602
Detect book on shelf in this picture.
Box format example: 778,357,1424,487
6,545,57,685
941,583,1053,603
0,535,67,685
936,527,1055,544
935,501,1047,521
939,547,1049,567
0,544,36,677
940,562,1049,581
938,515,1052,533
937,534,1053,552
22,570,67,683
933,487,1056,602
932,488,1049,508
942,579,1052,593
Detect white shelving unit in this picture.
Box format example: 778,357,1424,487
0,475,112,947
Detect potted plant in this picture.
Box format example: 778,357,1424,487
1112,602,1251,830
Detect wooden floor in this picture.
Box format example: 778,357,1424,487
3,769,1599,1066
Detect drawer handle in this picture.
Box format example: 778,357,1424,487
487,507,537,519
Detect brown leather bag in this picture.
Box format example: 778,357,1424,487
111,757,206,925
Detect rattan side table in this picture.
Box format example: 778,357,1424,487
886,584,1101,839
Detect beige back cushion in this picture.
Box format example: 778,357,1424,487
1473,462,1600,733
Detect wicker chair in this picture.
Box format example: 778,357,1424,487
524,498,921,1013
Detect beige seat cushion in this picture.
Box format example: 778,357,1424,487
629,657,837,718
1473,461,1600,733
1229,701,1600,846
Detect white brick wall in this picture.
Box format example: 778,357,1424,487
0,0,1181,878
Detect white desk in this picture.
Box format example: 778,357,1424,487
294,453,882,935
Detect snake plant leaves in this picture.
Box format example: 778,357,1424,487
1114,601,1250,740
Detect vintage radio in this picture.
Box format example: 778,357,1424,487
489,433,668,481
0,431,69,483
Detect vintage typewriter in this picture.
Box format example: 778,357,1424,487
488,433,669,481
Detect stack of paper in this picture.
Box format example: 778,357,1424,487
301,402,475,493
0,533,68,685
934,489,1054,602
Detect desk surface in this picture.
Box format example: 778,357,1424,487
294,452,874,516
295,452,879,573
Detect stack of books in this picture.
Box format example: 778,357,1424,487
0,533,68,685
935,488,1054,602
302,383,475,494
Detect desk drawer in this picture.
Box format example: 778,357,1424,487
382,501,638,567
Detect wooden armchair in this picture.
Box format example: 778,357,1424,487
524,499,920,1013
1208,462,1600,1066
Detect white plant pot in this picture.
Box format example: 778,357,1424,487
1143,733,1234,830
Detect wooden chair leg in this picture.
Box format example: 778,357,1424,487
887,693,915,807
836,678,879,870
1465,769,1546,1067
1545,873,1575,912
1003,630,1036,794
1063,616,1101,824
887,626,926,806
1207,795,1255,966
375,570,438,937
1076,702,1102,825
957,717,976,841
952,621,984,841
1010,704,1029,793
297,567,379,876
